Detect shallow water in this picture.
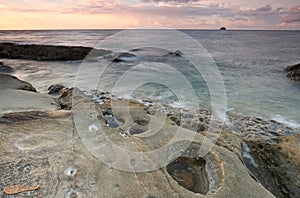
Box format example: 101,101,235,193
1,30,300,128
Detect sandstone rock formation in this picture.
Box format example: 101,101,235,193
0,77,276,197
0,108,274,198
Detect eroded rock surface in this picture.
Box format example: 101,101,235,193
0,109,274,198
0,84,275,197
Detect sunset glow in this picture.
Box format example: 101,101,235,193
0,0,299,30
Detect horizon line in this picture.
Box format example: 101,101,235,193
0,28,299,31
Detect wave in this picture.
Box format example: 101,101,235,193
270,115,300,129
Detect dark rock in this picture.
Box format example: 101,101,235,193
287,70,300,81
129,124,148,135
112,52,137,62
284,63,300,81
168,50,184,57
56,88,73,110
220,27,227,30
0,62,14,73
104,115,124,128
47,84,65,95
168,113,181,126
197,124,206,132
56,87,90,110
101,107,113,116
0,73,36,92
284,63,300,72
0,42,111,61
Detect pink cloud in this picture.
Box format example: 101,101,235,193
282,5,300,23
0,0,299,29
140,0,199,3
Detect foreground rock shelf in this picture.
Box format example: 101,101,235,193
0,111,274,197
1,75,299,197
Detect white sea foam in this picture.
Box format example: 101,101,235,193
242,142,258,168
271,115,300,129
117,56,138,62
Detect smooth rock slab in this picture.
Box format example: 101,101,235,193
0,108,275,197
0,73,36,92
0,89,59,115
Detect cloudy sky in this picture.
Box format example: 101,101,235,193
0,0,299,29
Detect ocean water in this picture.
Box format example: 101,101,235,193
0,29,300,128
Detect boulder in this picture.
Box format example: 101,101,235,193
0,73,36,92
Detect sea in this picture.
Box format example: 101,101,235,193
0,29,299,129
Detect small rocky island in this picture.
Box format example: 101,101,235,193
219,27,227,31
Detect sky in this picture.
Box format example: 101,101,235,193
0,0,299,30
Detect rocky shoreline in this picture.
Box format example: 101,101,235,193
0,43,299,197
0,73,299,197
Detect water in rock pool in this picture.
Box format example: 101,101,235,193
1,29,300,129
